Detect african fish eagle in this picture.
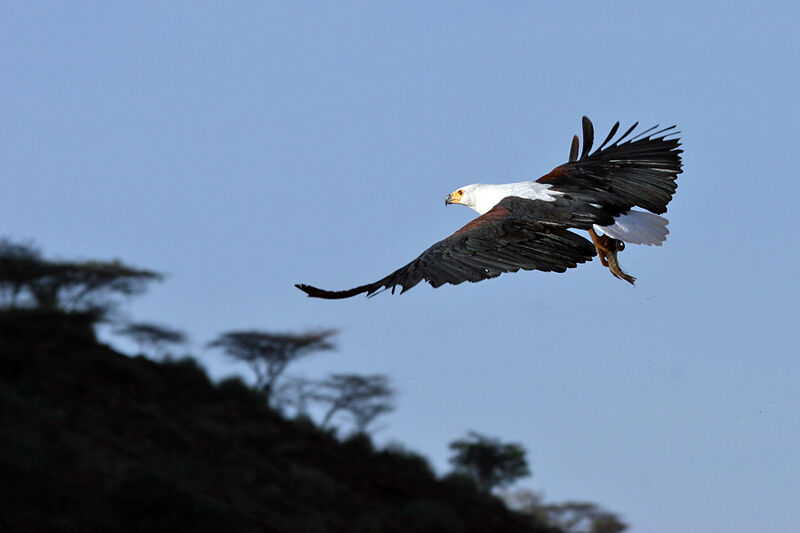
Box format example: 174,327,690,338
296,117,683,299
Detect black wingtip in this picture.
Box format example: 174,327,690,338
295,283,344,299
295,283,319,297
295,281,378,300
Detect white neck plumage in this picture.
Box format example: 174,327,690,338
459,182,556,214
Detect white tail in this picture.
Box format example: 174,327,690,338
594,210,669,246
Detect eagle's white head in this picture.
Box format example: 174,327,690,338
445,183,515,215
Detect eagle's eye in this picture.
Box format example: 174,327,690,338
457,189,463,196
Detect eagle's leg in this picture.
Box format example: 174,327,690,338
588,229,636,285
588,228,609,266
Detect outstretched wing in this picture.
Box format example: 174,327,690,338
296,197,605,299
538,116,683,215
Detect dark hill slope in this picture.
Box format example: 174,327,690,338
0,311,559,533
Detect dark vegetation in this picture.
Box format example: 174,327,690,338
449,432,530,493
114,322,187,360
0,239,626,532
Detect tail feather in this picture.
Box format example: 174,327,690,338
595,210,669,246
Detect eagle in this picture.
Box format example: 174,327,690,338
296,117,683,299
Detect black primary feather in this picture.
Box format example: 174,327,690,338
597,121,620,152
569,135,580,162
580,116,594,160
540,118,683,216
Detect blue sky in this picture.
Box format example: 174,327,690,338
3,2,799,531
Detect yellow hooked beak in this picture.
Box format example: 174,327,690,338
445,189,464,206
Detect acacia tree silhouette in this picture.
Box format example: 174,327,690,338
312,373,395,432
207,329,337,405
0,238,162,320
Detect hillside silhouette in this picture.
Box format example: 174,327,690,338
0,309,565,533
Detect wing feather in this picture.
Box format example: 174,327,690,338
614,121,639,145
537,117,683,215
597,121,620,152
569,135,580,162
580,116,594,159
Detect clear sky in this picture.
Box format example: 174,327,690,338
3,2,799,532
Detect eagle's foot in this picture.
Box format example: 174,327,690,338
588,229,636,285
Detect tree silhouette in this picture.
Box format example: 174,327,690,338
0,238,162,319
115,322,187,359
541,501,627,533
312,374,395,432
505,490,628,533
448,432,530,493
207,329,337,405
273,375,318,416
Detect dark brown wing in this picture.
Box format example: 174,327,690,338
296,197,604,299
538,117,683,215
